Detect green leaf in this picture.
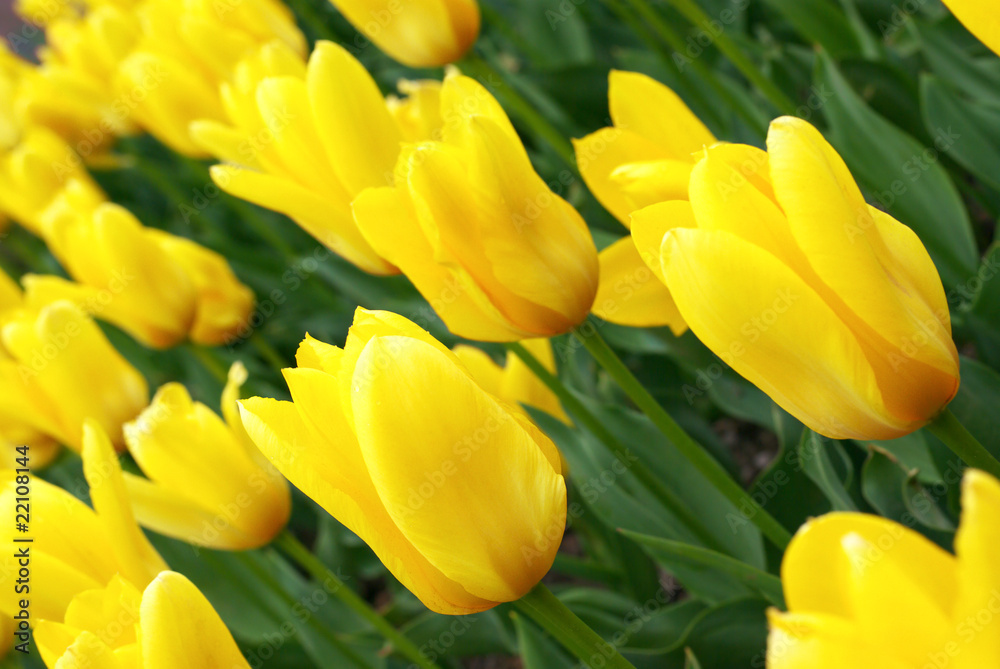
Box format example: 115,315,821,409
759,0,862,56
921,75,1000,191
860,446,911,521
621,530,786,607
915,20,1000,107
798,430,859,511
943,355,1000,463
816,53,979,291
961,244,1000,369
402,610,515,661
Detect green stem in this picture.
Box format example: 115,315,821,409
252,334,291,371
224,196,300,262
926,408,1000,480
273,530,442,669
570,322,793,550
514,584,636,669
187,343,229,384
506,342,729,555
643,0,797,115
235,552,373,669
459,52,578,170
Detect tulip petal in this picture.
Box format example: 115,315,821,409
609,159,694,212
766,117,959,381
352,336,566,602
781,513,957,619
353,184,530,340
629,200,699,286
767,610,914,669
210,164,395,275
952,470,1000,668
1,302,148,450
608,70,715,157
34,621,80,668
239,396,494,614
82,420,167,588
140,572,249,669
452,345,504,396
439,73,519,150
295,333,344,375
591,236,686,333
573,127,676,225
188,119,264,170
941,0,1000,56
502,338,572,424
308,41,401,194
123,474,238,549
662,228,910,439
43,631,120,669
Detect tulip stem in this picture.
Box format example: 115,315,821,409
235,551,374,669
515,584,637,668
926,408,1000,480
273,530,443,669
506,342,730,555
641,0,798,116
458,52,578,171
570,322,793,550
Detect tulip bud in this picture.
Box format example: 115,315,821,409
632,118,960,440
574,71,714,333
353,73,599,342
329,0,479,67
116,0,306,156
0,301,148,451
239,308,567,614
24,199,254,349
122,362,291,550
941,1,1000,56
33,572,252,669
0,420,166,624
193,40,411,275
768,469,1000,668
453,339,570,424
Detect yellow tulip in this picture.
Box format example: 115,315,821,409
0,270,61,468
941,1,1000,56
122,362,290,550
328,0,479,67
14,0,139,26
194,42,444,274
117,0,307,156
574,71,712,333
24,197,254,348
15,5,140,155
0,46,27,152
0,128,104,235
574,70,716,227
0,420,166,624
34,571,250,669
632,117,959,440
768,469,1000,669
239,308,567,614
453,339,570,423
0,301,148,451
353,72,599,342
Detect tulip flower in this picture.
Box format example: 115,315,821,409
0,272,59,468
34,571,251,669
0,420,167,623
574,71,713,333
193,42,444,274
117,0,307,156
632,118,960,440
15,5,140,154
768,469,1000,668
0,128,105,235
239,308,567,614
122,362,290,550
453,339,570,423
328,0,479,67
24,196,254,348
353,72,599,342
941,1,999,56
0,300,148,451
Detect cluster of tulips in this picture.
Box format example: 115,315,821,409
0,0,997,667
